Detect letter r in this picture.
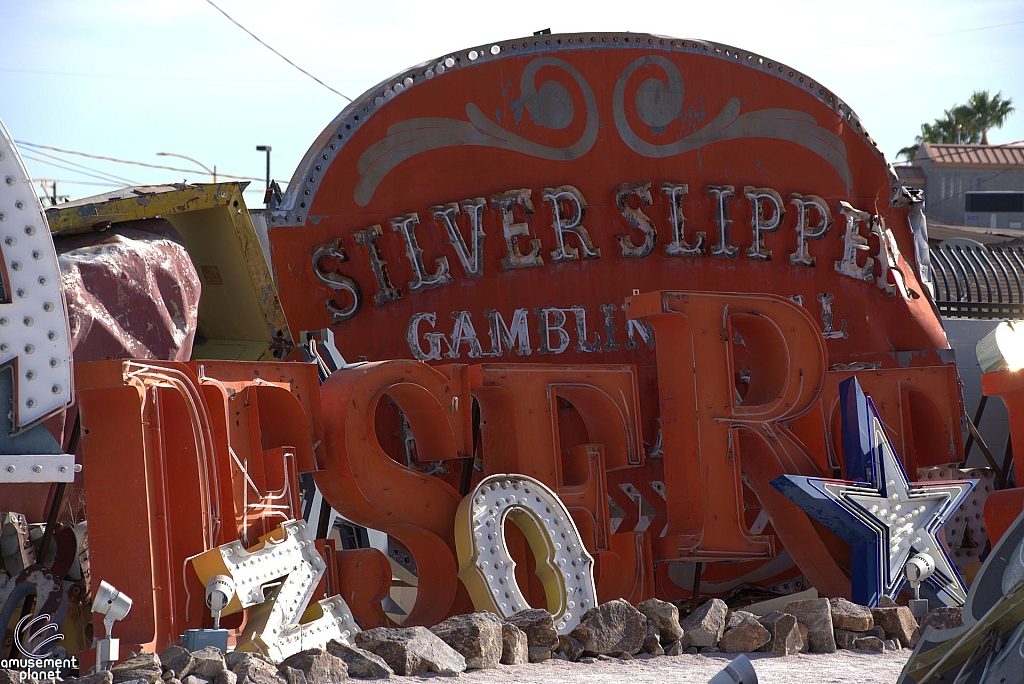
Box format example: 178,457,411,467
624,291,827,560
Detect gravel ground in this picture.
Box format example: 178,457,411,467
405,650,912,683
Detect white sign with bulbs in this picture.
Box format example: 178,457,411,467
0,118,75,483
191,519,360,662
455,473,599,634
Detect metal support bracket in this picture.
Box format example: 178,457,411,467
0,454,78,483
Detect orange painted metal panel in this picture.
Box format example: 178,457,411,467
75,359,320,654
270,35,947,408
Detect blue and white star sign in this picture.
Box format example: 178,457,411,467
771,376,975,608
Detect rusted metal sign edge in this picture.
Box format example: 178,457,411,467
271,31,906,228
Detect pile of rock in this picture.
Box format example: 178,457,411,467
712,596,927,656
52,643,393,684
44,596,957,682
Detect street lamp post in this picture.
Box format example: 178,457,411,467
156,152,216,182
256,145,271,196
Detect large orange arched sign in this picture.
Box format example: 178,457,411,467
268,34,963,607
270,33,944,370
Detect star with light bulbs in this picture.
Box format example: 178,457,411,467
772,376,976,607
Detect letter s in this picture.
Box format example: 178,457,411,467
315,360,475,626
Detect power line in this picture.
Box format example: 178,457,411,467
0,66,302,84
804,19,1024,53
15,140,266,182
23,154,135,187
34,178,123,187
204,0,351,102
25,147,140,185
34,178,277,196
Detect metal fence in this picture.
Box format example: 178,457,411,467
930,243,1024,319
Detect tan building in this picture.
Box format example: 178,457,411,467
897,143,1024,230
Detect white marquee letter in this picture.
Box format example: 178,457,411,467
454,474,598,634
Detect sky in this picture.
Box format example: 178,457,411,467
1,0,1022,206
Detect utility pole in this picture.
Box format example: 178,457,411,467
38,180,68,206
256,145,272,200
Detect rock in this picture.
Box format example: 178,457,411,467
885,639,900,651
726,610,759,630
279,649,347,684
757,612,803,656
112,654,164,684
557,635,585,662
596,654,614,661
664,641,683,656
679,598,728,649
720,618,771,653
326,641,394,678
355,627,464,676
618,652,634,661
855,636,885,653
783,598,836,653
641,619,664,656
499,624,528,666
56,223,202,366
505,609,559,652
871,606,921,648
684,646,698,655
829,598,874,632
0,672,23,684
919,606,963,634
578,656,598,664
699,647,720,654
569,599,647,656
869,626,886,640
877,596,898,608
528,646,551,663
798,624,810,653
225,653,251,670
834,629,862,650
189,648,227,679
637,598,684,643
755,611,783,627
181,676,210,684
430,612,502,669
231,655,285,684
214,672,236,684
276,669,305,684
64,675,114,684
160,647,195,679
162,674,176,682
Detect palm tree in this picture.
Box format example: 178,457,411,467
938,107,982,144
964,90,1015,144
897,144,919,162
895,91,1015,161
897,109,980,161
